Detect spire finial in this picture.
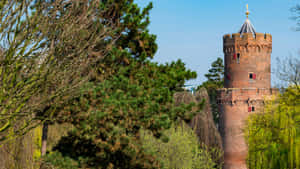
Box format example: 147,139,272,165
246,4,250,18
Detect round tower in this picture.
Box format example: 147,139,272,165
223,32,272,88
218,5,278,169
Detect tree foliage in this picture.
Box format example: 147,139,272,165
0,0,199,168
246,85,300,169
198,57,224,126
0,0,121,142
46,58,197,168
141,123,217,169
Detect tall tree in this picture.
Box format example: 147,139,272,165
204,58,224,84
1,0,198,168
0,0,118,157
198,57,224,126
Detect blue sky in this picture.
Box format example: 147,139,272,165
136,0,300,86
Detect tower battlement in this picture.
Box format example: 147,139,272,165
223,33,272,43
223,33,272,54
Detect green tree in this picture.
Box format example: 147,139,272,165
246,85,300,169
1,0,198,168
198,57,224,126
204,58,224,83
46,58,197,169
30,0,197,168
141,123,218,169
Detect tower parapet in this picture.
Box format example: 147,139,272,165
223,33,272,54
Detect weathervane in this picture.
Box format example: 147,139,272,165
246,4,250,18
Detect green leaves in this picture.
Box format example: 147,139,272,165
49,30,197,169
204,58,224,83
141,124,217,169
199,57,224,125
0,1,198,168
246,85,300,169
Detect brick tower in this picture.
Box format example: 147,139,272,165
218,5,278,169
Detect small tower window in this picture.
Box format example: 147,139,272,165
249,73,253,79
248,106,255,112
249,73,256,80
237,53,240,64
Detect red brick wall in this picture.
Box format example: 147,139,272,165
223,33,272,89
219,32,276,169
218,88,278,169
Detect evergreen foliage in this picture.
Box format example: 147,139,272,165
204,58,224,83
47,58,197,168
198,58,224,126
246,85,300,169
0,0,198,168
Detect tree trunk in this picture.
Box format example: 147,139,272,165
41,122,48,156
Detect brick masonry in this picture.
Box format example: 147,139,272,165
218,33,278,169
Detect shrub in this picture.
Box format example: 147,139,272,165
141,123,217,169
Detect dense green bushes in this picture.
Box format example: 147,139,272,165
141,123,219,169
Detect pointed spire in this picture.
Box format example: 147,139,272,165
246,4,250,19
238,4,256,35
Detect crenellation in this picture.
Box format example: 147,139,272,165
223,33,272,43
223,33,272,55
255,33,265,40
232,33,241,40
241,33,254,40
265,33,272,41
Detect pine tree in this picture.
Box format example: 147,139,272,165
199,57,224,126
204,58,224,84
32,0,198,168
0,1,198,168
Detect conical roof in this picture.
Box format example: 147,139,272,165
238,18,256,34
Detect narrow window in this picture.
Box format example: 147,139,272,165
249,73,253,79
237,53,240,64
248,106,255,112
